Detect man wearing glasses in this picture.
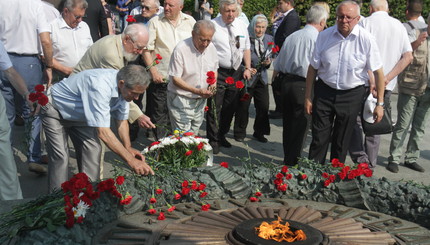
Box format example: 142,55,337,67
304,0,385,165
143,0,196,139
47,0,93,86
206,0,251,154
126,0,161,28
71,23,155,177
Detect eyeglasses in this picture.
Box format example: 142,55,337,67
336,15,359,22
128,36,147,51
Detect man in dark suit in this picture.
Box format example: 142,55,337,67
274,0,301,49
271,0,301,119
82,0,109,42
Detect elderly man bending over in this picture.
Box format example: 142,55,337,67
167,20,218,133
42,65,154,192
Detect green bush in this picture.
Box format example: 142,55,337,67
183,0,429,27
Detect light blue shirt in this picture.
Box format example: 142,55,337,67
51,69,129,127
0,43,12,71
274,24,319,78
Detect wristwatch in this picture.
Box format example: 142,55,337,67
376,102,384,106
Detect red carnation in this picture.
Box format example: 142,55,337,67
225,77,235,84
181,187,191,195
150,197,157,203
35,84,45,93
155,60,160,64
235,81,244,89
204,106,209,112
286,173,293,180
191,181,198,190
155,188,163,194
157,212,165,220
199,191,208,198
174,193,181,200
197,183,206,191
148,208,157,214
220,162,229,168
277,184,287,192
156,54,162,60
185,150,192,156
168,206,176,212
183,132,194,136
197,142,204,150
29,93,39,102
281,166,289,173
37,94,49,106
323,179,331,187
267,42,274,46
201,204,211,211
255,191,262,197
207,71,215,78
301,174,307,180
207,77,216,85
322,172,329,179
276,173,284,179
120,195,133,205
182,180,189,187
249,197,259,202
116,176,125,185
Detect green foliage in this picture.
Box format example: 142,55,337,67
182,0,430,28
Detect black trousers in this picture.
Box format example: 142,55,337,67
206,67,243,142
309,80,366,164
145,82,170,139
234,78,270,139
281,74,310,166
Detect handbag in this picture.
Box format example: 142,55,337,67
361,93,393,135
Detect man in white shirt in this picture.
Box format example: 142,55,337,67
304,0,385,165
167,20,218,133
349,0,413,169
0,0,54,175
206,0,252,154
143,0,196,139
272,5,328,166
42,65,154,192
48,0,93,85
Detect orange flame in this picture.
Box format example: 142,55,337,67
255,217,307,242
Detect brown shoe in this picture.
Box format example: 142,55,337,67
28,162,47,175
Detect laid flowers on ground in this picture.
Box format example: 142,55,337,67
142,130,212,171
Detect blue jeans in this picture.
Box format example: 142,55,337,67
0,54,43,163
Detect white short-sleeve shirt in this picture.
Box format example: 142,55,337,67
211,16,251,69
310,25,383,90
167,38,219,98
50,17,93,68
360,11,412,90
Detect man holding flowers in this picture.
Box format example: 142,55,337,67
42,65,155,192
207,0,252,154
167,20,218,133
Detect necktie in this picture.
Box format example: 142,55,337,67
227,24,241,70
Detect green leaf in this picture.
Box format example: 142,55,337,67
24,216,33,227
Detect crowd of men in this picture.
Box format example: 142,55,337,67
0,0,429,200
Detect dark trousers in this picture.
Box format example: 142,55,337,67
234,78,270,139
271,78,282,113
309,80,366,164
281,75,310,165
145,82,170,139
206,67,243,142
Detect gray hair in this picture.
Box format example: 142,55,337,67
193,20,215,35
306,5,329,24
370,0,388,11
143,0,161,8
336,0,360,16
117,65,151,88
63,0,88,10
219,0,237,11
122,23,148,42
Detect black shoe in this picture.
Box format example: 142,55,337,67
404,162,425,172
210,141,219,154
14,114,24,126
386,162,399,173
234,137,244,142
253,133,268,143
220,137,232,148
269,111,282,119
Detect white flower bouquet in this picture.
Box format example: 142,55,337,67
142,130,213,172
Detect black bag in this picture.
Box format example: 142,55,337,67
362,105,393,136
